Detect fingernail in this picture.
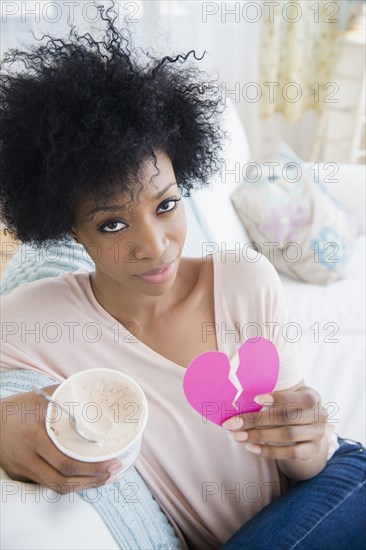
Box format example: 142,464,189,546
108,462,123,474
245,444,261,454
222,417,244,430
105,474,120,484
235,431,249,441
254,394,274,405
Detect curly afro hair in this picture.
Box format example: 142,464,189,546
0,1,226,245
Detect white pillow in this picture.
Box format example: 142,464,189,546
189,98,252,251
303,162,366,236
231,158,357,285
259,139,365,235
0,467,119,550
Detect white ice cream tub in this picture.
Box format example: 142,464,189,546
45,368,149,475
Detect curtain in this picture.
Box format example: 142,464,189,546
260,0,340,123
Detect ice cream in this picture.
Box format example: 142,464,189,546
46,369,148,465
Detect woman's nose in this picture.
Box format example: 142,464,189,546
132,222,169,259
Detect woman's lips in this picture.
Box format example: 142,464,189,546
139,261,173,276
135,260,176,284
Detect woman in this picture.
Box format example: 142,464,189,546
1,4,365,549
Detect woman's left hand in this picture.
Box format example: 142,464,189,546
222,386,329,460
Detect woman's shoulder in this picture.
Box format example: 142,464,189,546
181,247,280,307
208,246,279,285
1,268,91,318
181,247,279,289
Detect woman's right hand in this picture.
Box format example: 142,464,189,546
0,385,123,494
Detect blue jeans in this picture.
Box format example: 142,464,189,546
221,436,366,549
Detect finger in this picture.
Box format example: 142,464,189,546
222,389,326,431
232,423,323,446
245,439,321,461
36,425,121,478
239,401,325,431
270,386,322,412
27,454,113,494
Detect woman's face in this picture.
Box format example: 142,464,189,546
70,151,187,296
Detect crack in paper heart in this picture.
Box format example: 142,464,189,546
227,350,243,412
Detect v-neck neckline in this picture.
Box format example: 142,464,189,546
84,253,222,371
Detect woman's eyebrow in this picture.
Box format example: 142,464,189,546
87,182,178,217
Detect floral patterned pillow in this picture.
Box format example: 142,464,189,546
230,160,356,285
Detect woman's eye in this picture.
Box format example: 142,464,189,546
99,198,180,233
100,221,126,233
157,198,180,213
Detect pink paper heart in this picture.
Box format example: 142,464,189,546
183,337,279,426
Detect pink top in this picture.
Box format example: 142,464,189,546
1,249,339,549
